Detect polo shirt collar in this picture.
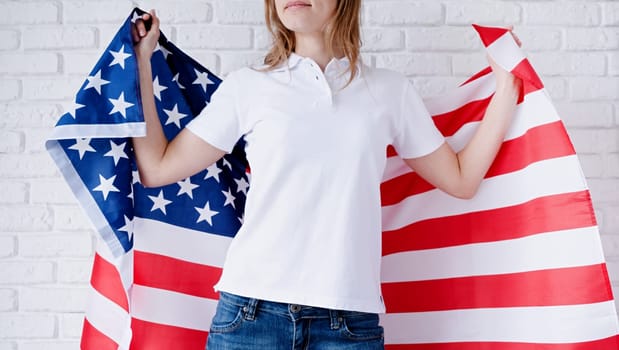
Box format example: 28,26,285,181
275,53,352,73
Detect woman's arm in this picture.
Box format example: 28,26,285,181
132,10,226,188
404,54,522,199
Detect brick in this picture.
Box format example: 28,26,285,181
20,342,81,350
376,54,451,76
0,30,19,50
515,28,562,51
0,154,58,179
30,180,77,205
53,206,93,231
179,50,219,74
0,53,59,75
0,2,59,25
0,182,28,204
0,261,55,284
406,27,481,51
63,0,135,23
0,314,56,338
366,1,442,25
565,28,619,51
603,2,619,26
577,154,604,178
447,1,521,25
215,1,264,24
62,51,104,76
556,102,614,128
176,26,252,49
526,2,600,26
570,77,619,101
0,289,17,311
20,234,92,258
602,206,619,236
20,287,89,312
610,52,619,76
0,205,53,231
0,130,24,153
0,103,61,129
254,27,272,51
58,259,93,284
24,128,54,153
411,76,467,98
567,129,619,154
362,28,404,52
219,52,266,76
608,154,619,178
0,79,20,101
451,53,488,76
541,77,567,101
0,342,16,350
23,26,96,50
135,0,212,23
61,313,85,338
22,77,85,101
528,52,606,77
0,236,16,257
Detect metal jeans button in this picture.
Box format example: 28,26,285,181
290,304,301,313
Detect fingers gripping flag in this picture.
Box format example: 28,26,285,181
46,9,619,350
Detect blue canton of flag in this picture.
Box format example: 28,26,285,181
46,8,248,258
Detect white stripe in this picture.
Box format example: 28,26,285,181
131,284,217,332
381,226,604,282
95,240,134,293
382,155,587,230
47,122,146,140
381,301,619,344
85,287,133,350
423,71,495,116
133,217,232,267
486,32,527,72
383,89,562,182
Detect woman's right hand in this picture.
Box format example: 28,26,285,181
132,9,160,61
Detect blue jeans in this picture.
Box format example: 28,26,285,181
207,292,384,350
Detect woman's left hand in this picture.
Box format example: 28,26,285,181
488,26,523,90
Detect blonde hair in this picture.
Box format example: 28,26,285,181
263,0,362,85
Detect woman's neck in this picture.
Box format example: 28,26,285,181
294,32,342,71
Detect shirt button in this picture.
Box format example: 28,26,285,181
315,76,319,80
289,304,302,313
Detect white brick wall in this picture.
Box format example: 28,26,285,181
0,0,617,348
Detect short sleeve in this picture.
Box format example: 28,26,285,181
392,80,445,159
185,71,242,153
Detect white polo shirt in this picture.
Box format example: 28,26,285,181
186,53,445,313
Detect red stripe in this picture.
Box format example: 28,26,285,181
382,264,614,312
381,121,576,206
461,66,492,86
473,24,509,47
432,95,492,137
133,250,222,299
382,190,596,256
90,253,128,311
385,335,619,350
130,318,208,350
81,318,119,350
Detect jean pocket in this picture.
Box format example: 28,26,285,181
209,298,244,334
341,312,384,341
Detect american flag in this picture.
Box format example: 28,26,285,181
46,9,619,350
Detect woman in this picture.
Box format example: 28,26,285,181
132,1,522,349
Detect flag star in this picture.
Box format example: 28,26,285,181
84,70,110,94
235,177,250,195
104,141,129,165
204,163,222,182
221,158,232,170
173,73,185,89
154,43,171,59
177,177,199,199
132,170,141,184
118,215,134,241
222,188,236,209
68,138,96,159
93,174,120,200
195,201,218,225
65,100,85,119
152,76,168,101
192,68,215,92
148,190,173,215
109,44,132,69
109,92,135,118
131,11,141,23
163,104,188,128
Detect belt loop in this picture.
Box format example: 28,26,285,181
329,309,341,330
243,298,259,321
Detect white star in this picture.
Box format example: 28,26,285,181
117,215,134,241
172,73,185,89
222,188,236,209
177,177,199,199
152,76,168,101
195,201,218,225
104,141,129,165
204,163,222,182
222,158,232,170
235,177,250,195
68,138,96,159
93,174,120,200
109,92,135,118
65,100,85,119
131,11,141,23
148,190,172,215
109,45,132,69
84,70,110,94
192,68,215,92
132,170,141,184
154,43,171,59
163,104,188,128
